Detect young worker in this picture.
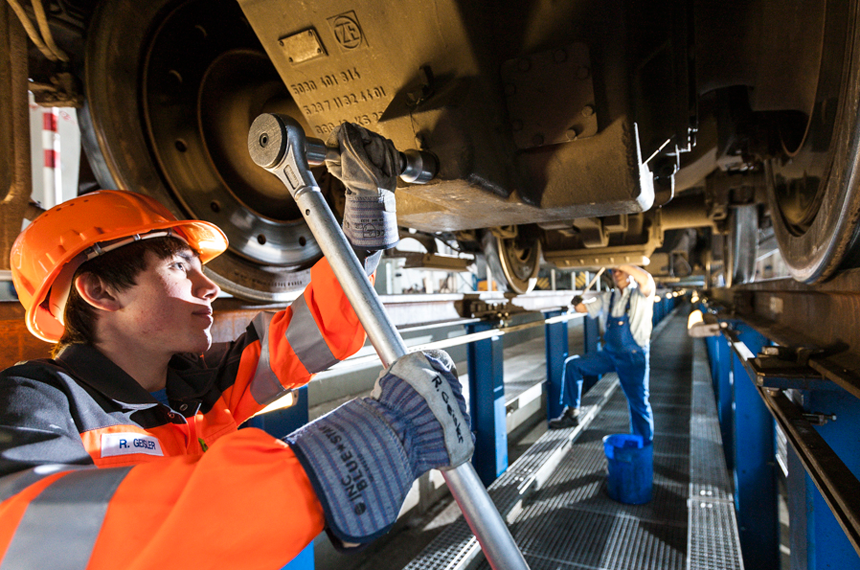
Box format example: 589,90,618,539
549,266,656,443
0,124,473,569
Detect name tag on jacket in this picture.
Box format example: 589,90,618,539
101,432,164,458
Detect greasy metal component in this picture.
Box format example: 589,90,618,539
706,270,860,399
500,42,597,149
29,71,83,107
400,252,472,272
727,336,860,557
303,136,439,184
802,412,837,426
82,0,322,301
543,249,651,270
237,0,657,233
724,205,757,286
398,149,438,184
745,352,839,392
248,113,531,570
573,218,609,248
0,2,30,271
659,194,718,231
456,296,515,321
695,0,825,115
277,28,327,65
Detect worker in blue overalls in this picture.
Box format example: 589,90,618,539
549,265,656,443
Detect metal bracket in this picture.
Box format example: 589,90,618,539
456,295,521,321
732,340,841,392
802,412,837,426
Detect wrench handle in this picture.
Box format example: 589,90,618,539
248,113,530,570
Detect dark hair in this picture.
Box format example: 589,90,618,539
53,236,191,357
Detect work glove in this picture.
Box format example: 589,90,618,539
325,123,400,250
285,350,473,547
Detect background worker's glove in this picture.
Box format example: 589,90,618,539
285,350,473,547
325,123,400,250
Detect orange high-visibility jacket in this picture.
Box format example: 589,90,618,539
0,258,367,569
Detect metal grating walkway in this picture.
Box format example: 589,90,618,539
404,307,743,570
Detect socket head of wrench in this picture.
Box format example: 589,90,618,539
400,149,438,184
248,113,287,169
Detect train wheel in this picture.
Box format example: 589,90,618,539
767,0,860,282
482,228,540,294
81,0,324,301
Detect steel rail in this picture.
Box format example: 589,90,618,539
248,113,531,570
315,311,585,372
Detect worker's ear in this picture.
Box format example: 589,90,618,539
74,273,122,312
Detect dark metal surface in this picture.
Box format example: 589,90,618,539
500,42,597,149
237,0,661,232
706,270,860,397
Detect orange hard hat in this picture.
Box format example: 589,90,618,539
10,190,229,343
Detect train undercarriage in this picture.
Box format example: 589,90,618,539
5,0,860,298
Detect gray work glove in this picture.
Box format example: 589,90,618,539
325,123,400,250
284,350,473,548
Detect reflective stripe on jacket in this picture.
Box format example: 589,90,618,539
0,258,367,569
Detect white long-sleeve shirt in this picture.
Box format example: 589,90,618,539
586,283,655,348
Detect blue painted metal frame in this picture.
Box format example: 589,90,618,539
245,388,315,570
728,323,779,570
544,310,568,420
791,383,860,569
705,331,735,471
581,311,601,394
703,311,860,570
466,320,508,486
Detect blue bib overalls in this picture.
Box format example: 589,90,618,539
560,291,654,442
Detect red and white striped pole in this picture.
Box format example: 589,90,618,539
41,107,61,208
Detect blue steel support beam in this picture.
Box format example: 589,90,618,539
544,310,568,420
793,384,860,569
582,311,600,394
245,388,315,570
731,323,779,570
466,320,508,486
705,332,735,471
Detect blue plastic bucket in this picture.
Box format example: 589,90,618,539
602,434,653,504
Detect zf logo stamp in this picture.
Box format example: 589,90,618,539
328,11,365,50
